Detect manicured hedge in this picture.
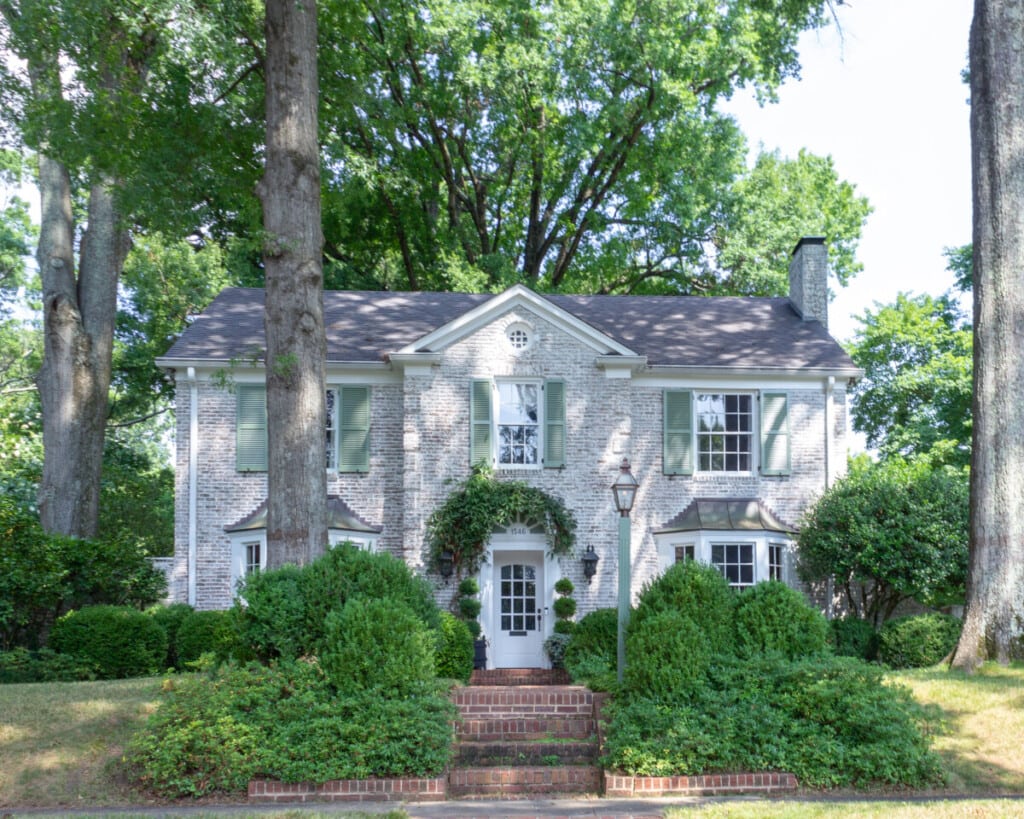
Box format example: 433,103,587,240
50,605,167,679
878,613,962,669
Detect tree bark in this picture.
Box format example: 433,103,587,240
32,49,127,538
259,0,327,568
951,0,1024,670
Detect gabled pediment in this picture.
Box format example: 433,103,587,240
393,284,638,357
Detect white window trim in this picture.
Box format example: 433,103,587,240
493,377,544,470
654,531,792,588
694,391,757,475
228,529,379,600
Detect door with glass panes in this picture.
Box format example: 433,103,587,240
492,551,546,667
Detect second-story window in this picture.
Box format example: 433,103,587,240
696,393,753,472
497,382,539,466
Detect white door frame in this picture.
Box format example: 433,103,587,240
479,533,558,669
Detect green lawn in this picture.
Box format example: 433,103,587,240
1,663,1022,810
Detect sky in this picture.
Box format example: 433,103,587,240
723,1,974,343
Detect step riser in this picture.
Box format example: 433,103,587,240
456,741,598,766
453,686,594,723
457,718,595,742
470,669,570,686
448,765,602,798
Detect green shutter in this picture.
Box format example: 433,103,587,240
544,379,566,468
236,384,267,472
339,386,370,472
663,390,693,475
761,392,790,476
470,380,493,466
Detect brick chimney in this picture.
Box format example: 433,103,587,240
788,236,828,328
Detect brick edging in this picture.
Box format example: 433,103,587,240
248,776,447,802
604,771,798,797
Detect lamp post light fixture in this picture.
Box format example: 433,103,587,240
581,544,599,582
438,549,455,582
611,458,639,683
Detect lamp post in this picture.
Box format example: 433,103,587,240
611,458,638,684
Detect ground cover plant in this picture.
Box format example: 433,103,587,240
125,545,458,798
597,562,947,788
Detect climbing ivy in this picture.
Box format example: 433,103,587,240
425,467,577,577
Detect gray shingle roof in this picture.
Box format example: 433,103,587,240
159,287,857,372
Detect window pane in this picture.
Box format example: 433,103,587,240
697,393,752,473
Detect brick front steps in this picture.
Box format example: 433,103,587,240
470,667,571,685
247,673,799,805
451,681,601,798
604,771,799,797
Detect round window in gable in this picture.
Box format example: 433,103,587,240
506,323,532,352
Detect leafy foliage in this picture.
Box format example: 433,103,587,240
435,611,473,682
849,291,972,467
733,580,830,660
878,614,963,669
235,544,439,660
563,607,618,687
175,609,239,668
49,605,167,679
0,646,94,683
543,632,572,670
127,658,457,797
624,610,711,702
321,596,436,697
631,561,736,656
798,458,969,624
425,467,576,576
0,498,166,650
605,655,944,788
715,149,872,295
146,603,195,670
830,615,879,662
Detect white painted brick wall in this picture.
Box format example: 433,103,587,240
169,304,850,615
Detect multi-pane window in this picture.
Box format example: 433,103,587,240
325,389,337,468
674,544,695,563
711,543,755,590
500,564,538,634
245,541,262,576
697,393,753,472
497,382,539,466
769,542,784,581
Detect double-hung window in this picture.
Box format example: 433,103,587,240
471,379,565,469
663,390,790,476
710,542,755,590
697,393,753,472
236,384,370,473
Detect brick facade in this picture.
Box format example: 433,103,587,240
165,285,853,666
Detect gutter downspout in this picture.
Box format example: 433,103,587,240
187,367,198,607
824,375,835,619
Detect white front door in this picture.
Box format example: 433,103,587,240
491,551,546,668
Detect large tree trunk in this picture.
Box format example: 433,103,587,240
951,0,1024,670
258,0,327,568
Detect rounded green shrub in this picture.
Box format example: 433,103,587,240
147,603,194,669
436,611,473,682
878,613,962,669
458,596,482,620
733,580,830,660
554,577,575,595
553,595,577,619
176,609,238,667
234,564,307,660
624,610,711,702
321,596,436,696
458,577,480,597
632,561,735,656
830,615,879,661
553,619,576,635
563,607,617,683
49,605,167,679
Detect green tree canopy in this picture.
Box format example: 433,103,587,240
848,291,972,467
798,457,969,625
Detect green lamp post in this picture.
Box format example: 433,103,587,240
611,458,638,684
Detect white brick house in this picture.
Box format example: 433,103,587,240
157,238,859,669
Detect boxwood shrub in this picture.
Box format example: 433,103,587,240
632,561,735,656
49,605,167,679
563,607,617,686
436,611,473,682
146,603,194,669
733,580,830,660
624,610,710,701
830,615,879,661
878,613,963,669
175,609,239,668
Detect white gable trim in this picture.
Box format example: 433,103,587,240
393,284,637,357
